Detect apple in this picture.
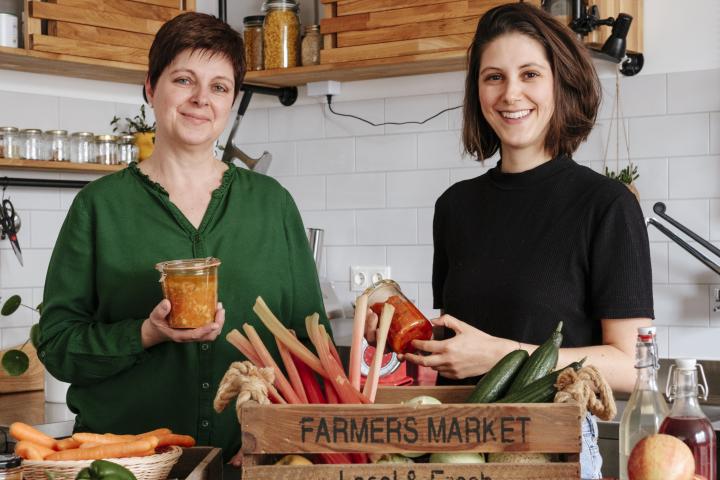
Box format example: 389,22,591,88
372,453,415,464
274,454,313,466
487,452,551,463
627,434,695,480
429,452,486,464
400,395,442,458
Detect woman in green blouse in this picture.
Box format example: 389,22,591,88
37,12,328,464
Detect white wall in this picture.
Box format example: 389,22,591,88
1,0,719,360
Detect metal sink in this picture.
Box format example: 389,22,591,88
597,399,720,477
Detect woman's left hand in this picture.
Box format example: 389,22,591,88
401,314,504,380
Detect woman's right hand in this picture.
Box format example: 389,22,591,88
141,299,225,348
363,308,379,345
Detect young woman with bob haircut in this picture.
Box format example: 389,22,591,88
367,4,652,477
38,12,329,466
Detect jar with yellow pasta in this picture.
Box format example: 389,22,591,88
262,0,300,69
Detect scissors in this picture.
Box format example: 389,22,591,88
0,198,23,266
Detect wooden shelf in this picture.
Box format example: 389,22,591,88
0,43,467,87
0,158,125,173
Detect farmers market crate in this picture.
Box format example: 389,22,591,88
318,0,538,64
240,386,582,480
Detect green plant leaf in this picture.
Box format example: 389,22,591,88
30,323,41,349
1,295,22,316
36,302,43,314
1,349,29,376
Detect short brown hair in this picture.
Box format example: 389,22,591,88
146,12,246,101
462,3,601,161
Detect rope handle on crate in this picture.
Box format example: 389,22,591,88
213,361,275,421
554,365,617,421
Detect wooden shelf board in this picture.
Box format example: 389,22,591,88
0,45,146,84
0,43,467,87
0,158,124,173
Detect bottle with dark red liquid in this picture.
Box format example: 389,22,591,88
659,358,717,480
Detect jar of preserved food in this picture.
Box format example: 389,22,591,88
0,127,19,159
243,15,264,71
364,279,433,355
71,132,94,163
117,134,137,164
95,134,117,165
45,129,70,161
20,128,42,160
262,0,299,69
301,24,321,66
0,454,22,480
156,257,221,329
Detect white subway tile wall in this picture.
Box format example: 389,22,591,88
0,69,719,359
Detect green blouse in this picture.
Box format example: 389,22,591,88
37,162,329,459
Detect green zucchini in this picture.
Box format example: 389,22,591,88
496,358,586,404
466,349,529,403
505,321,563,395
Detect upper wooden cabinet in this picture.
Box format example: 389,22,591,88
0,0,643,88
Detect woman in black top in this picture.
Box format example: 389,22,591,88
367,3,653,394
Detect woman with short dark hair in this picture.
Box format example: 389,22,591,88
38,12,329,465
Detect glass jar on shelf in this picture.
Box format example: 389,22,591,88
0,127,20,159
301,24,322,66
243,15,264,71
117,134,137,164
20,128,43,160
71,132,94,163
262,0,300,69
0,454,23,480
95,134,117,165
45,129,70,161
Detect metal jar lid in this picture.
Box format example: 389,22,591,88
0,454,22,469
303,24,320,34
118,134,135,144
243,15,265,26
262,0,299,12
95,134,117,142
72,131,95,138
45,129,68,136
20,128,42,134
0,127,19,133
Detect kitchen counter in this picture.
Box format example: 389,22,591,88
0,390,75,452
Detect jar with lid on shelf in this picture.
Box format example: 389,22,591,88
301,24,321,66
45,129,70,161
0,454,22,480
71,131,94,163
117,134,138,164
95,134,117,165
262,0,300,69
243,15,264,71
20,128,42,160
0,126,20,159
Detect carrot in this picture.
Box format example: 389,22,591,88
15,440,55,460
137,428,172,438
79,442,102,449
9,422,56,449
277,333,308,403
156,434,196,448
46,437,158,461
73,432,136,445
243,323,302,404
55,437,81,451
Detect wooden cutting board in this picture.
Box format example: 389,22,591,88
0,343,45,394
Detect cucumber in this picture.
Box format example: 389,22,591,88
505,321,563,395
496,358,586,404
466,349,528,403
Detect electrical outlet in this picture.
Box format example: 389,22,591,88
711,285,720,318
350,265,391,292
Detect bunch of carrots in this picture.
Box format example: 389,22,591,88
225,297,395,464
11,422,195,462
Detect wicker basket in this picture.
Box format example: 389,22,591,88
22,446,184,480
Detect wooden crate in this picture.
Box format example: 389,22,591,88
240,386,582,480
23,0,196,66
168,446,223,480
319,0,511,65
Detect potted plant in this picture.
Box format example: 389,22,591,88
1,295,41,376
605,164,640,200
111,105,156,161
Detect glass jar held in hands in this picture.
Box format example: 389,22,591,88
363,279,433,355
